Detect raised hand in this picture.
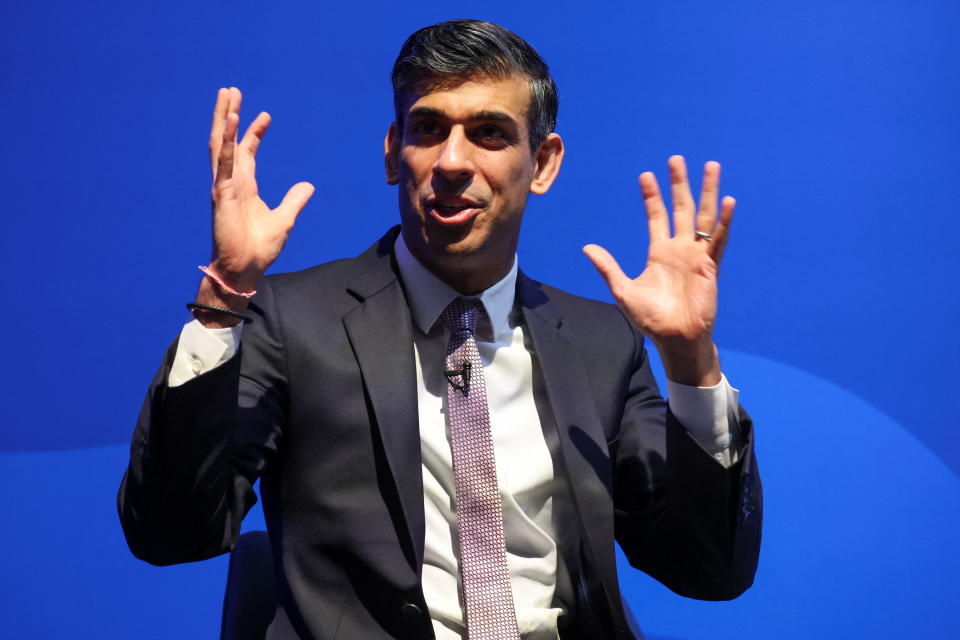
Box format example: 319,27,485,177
197,88,315,323
583,155,734,386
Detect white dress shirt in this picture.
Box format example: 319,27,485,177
168,238,740,639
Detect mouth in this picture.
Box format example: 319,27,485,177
425,197,483,226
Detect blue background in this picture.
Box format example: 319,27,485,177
1,1,958,637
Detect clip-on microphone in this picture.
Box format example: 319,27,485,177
444,360,471,392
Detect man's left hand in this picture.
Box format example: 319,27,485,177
583,155,734,387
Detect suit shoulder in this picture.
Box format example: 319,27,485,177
535,281,615,312
264,257,354,291
253,257,361,321
524,277,638,341
261,228,398,299
529,278,626,321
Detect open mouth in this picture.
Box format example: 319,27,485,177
434,204,472,216
427,199,482,225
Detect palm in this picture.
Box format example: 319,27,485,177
625,236,719,341
584,156,734,377
208,88,314,291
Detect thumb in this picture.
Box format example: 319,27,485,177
582,244,630,298
276,181,316,223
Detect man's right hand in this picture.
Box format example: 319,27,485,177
195,87,315,327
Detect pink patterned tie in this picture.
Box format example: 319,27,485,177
440,298,521,640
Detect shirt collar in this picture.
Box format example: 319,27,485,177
394,233,518,341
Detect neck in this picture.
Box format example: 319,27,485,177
401,230,515,295
424,253,513,295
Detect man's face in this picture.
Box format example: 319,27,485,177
386,73,561,293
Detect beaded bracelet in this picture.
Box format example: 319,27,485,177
198,265,257,298
186,302,252,324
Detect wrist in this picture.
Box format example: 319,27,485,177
200,261,259,298
655,337,722,387
193,278,249,328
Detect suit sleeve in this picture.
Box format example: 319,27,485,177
117,277,287,566
611,322,762,600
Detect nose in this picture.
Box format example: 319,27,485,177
434,125,474,180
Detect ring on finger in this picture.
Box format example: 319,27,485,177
694,230,713,242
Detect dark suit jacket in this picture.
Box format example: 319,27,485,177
118,228,762,639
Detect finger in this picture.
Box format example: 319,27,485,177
275,181,316,224
709,196,735,265
228,86,242,118
210,87,230,131
639,172,670,241
213,88,242,180
209,87,229,178
582,244,631,300
225,88,242,137
240,112,272,159
668,155,695,236
696,161,721,233
215,112,239,190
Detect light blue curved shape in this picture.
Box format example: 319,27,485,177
621,349,960,639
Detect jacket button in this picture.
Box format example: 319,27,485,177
401,602,422,619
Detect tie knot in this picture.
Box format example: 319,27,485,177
440,298,483,336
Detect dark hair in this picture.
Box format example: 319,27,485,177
391,19,559,152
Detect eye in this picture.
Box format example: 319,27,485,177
475,124,504,139
412,120,442,136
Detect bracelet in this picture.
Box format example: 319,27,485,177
198,265,257,298
186,302,252,324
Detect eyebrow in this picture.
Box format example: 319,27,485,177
407,106,517,124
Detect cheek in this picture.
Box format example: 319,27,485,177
395,161,425,220
398,157,425,200
493,152,535,189
400,148,433,179
500,163,535,202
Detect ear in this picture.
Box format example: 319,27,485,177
384,121,400,185
529,132,564,195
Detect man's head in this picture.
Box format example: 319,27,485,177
385,20,565,294
391,19,558,153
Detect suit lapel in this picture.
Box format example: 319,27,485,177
342,230,425,570
337,238,624,608
517,273,623,621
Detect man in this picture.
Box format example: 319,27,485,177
119,19,761,640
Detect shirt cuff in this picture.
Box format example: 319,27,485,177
167,319,242,387
666,374,741,467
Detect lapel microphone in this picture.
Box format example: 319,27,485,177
444,360,471,392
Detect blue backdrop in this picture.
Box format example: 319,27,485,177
2,1,958,637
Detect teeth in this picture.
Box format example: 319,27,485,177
436,204,469,213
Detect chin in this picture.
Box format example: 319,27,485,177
427,237,486,262
421,220,485,254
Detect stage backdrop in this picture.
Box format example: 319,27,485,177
1,1,958,638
